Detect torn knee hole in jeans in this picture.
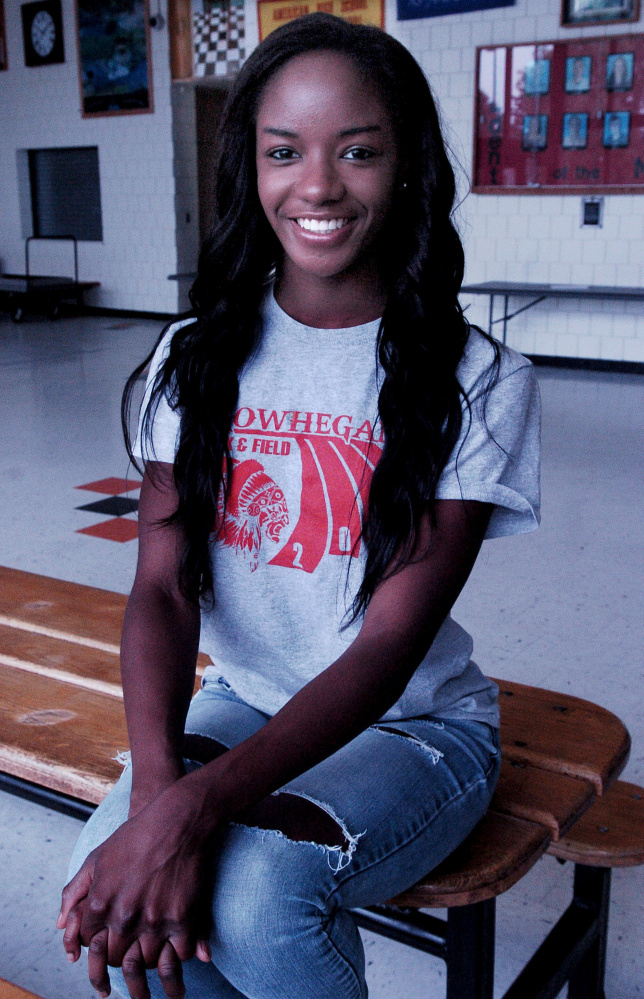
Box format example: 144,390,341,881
372,725,445,765
234,791,365,874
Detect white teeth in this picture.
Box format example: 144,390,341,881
295,218,349,232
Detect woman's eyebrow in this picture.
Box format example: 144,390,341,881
261,125,382,139
339,125,382,137
263,127,298,138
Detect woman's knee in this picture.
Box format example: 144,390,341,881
209,824,366,998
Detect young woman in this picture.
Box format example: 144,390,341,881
59,14,540,999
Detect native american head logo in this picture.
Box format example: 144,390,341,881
218,459,289,571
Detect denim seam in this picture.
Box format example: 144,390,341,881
319,913,367,999
327,767,498,899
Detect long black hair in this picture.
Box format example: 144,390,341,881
123,12,499,618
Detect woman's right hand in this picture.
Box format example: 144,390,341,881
59,780,215,999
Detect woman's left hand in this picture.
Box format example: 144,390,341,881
57,783,215,998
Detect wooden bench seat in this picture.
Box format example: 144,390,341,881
0,565,640,999
549,779,644,867
0,980,42,999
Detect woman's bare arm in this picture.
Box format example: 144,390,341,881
119,462,200,813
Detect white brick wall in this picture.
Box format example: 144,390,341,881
244,0,644,361
0,0,178,314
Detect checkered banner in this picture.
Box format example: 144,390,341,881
193,2,245,78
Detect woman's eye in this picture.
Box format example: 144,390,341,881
343,147,376,161
268,147,299,161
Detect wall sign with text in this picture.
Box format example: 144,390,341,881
397,0,513,22
473,34,644,194
257,0,384,41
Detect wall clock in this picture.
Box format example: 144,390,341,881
22,0,64,66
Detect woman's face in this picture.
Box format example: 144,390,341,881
255,51,399,283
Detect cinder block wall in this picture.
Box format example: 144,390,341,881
0,0,178,314
245,0,644,362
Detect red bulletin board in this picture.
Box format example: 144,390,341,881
473,34,644,194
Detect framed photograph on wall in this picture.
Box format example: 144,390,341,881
562,112,589,149
561,0,640,27
606,52,634,89
75,0,153,117
473,33,644,194
565,55,591,91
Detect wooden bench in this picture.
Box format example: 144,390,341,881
0,981,42,999
0,566,641,999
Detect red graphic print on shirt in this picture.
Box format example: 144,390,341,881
218,407,384,574
217,458,289,572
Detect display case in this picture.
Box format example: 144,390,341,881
473,34,644,193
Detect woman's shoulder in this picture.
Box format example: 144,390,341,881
156,316,198,352
147,317,198,377
458,325,534,398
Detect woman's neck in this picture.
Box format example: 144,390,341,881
274,262,387,329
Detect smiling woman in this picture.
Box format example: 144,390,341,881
59,13,540,999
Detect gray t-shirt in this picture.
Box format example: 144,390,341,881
135,292,541,725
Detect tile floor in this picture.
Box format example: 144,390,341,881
0,311,643,998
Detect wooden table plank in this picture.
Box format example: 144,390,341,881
548,780,644,868
389,811,550,908
0,623,122,690
0,622,203,697
492,759,594,841
0,566,126,646
494,678,631,795
0,664,127,803
0,981,42,999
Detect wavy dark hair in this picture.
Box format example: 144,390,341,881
123,12,499,619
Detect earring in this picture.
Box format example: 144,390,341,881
402,182,408,189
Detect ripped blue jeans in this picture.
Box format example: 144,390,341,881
68,674,501,999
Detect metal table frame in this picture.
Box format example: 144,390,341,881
461,281,644,345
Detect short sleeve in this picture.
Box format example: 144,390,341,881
435,338,541,539
132,319,194,464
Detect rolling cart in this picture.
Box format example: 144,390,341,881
0,236,99,321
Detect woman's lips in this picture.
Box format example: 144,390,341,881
295,217,351,232
288,216,357,242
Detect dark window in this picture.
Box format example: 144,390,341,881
29,146,103,241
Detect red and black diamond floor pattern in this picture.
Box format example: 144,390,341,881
75,477,140,542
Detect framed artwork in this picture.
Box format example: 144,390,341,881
75,0,153,117
561,0,640,26
525,59,550,94
606,52,634,89
397,0,514,21
562,112,589,148
565,55,591,91
257,0,384,40
522,114,548,150
473,34,644,194
603,110,630,146
22,0,65,66
0,0,7,71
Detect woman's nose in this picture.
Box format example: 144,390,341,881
297,153,345,204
